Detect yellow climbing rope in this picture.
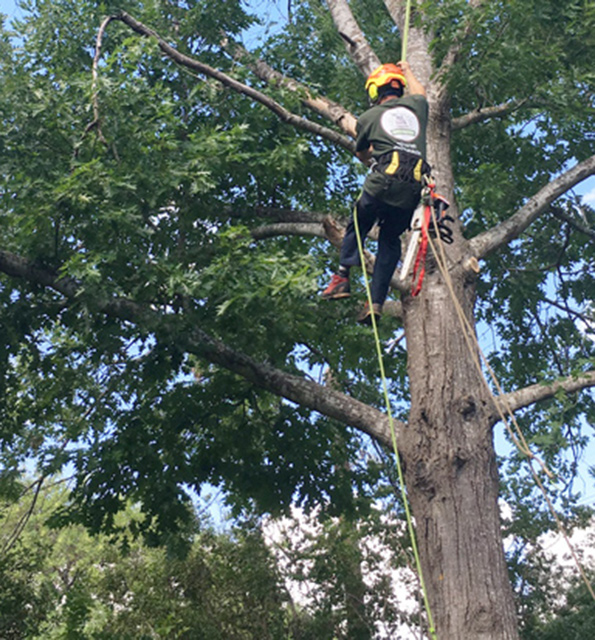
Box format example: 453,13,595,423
401,0,413,60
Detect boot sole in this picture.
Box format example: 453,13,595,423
321,292,351,300
357,313,381,326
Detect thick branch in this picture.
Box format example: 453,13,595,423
0,249,397,446
225,42,357,138
496,371,595,416
469,154,595,258
113,12,355,154
185,325,396,445
325,0,381,76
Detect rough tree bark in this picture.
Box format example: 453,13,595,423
393,7,521,636
401,264,520,638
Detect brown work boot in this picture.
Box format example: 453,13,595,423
357,301,382,325
321,274,351,299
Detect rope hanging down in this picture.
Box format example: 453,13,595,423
349,3,439,637
353,205,437,640
424,214,595,605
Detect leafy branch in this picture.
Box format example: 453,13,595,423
0,248,397,447
102,12,356,154
469,153,595,258
223,41,358,138
451,98,530,130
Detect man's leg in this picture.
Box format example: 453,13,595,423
338,192,380,269
322,192,379,300
371,205,414,306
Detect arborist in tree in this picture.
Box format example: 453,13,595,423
321,61,429,324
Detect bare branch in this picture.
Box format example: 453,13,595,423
251,222,326,240
1,478,44,554
469,153,595,259
0,249,399,447
85,15,114,144
112,12,355,154
497,371,595,415
225,42,358,138
543,296,594,329
452,99,529,130
325,0,381,76
551,206,595,240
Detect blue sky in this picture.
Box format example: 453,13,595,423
0,0,20,19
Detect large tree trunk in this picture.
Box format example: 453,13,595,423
395,25,520,637
401,271,519,639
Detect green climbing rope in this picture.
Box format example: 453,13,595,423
401,0,413,61
353,204,437,640
350,4,438,634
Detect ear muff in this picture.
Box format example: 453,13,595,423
365,63,407,103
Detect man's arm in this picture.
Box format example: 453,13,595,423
399,60,426,97
356,147,372,163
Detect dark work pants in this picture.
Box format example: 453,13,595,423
339,190,415,306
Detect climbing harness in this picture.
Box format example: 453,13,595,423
400,177,453,296
373,148,431,185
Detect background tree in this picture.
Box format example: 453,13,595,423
0,479,299,639
0,0,594,638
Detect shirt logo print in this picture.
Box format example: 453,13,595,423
380,107,420,142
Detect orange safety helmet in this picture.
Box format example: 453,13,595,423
365,63,406,102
